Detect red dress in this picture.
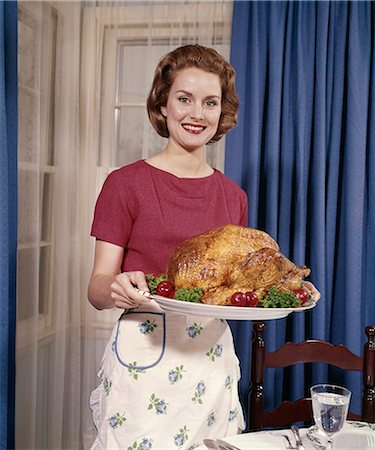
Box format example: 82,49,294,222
91,160,248,274
89,160,248,450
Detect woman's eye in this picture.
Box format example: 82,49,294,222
205,99,218,107
178,96,190,103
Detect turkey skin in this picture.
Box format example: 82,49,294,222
166,224,310,305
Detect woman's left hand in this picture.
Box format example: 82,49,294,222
302,280,321,301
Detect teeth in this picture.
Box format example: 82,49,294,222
183,124,204,131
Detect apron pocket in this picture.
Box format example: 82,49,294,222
113,311,166,369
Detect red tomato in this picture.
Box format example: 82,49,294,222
293,288,309,305
230,292,247,307
156,281,175,299
245,291,259,307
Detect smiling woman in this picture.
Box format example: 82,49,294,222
160,68,222,155
87,44,248,449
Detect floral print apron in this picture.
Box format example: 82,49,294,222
89,303,245,450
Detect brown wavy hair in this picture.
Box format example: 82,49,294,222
147,44,239,143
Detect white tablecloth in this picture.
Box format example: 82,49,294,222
196,421,375,450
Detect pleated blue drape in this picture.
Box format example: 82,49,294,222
0,1,17,448
226,1,375,427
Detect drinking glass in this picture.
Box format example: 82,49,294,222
310,384,351,449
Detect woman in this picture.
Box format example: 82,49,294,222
88,44,248,450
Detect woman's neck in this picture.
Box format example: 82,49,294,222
146,145,214,178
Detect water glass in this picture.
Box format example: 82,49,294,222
310,384,351,449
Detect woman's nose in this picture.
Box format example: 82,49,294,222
189,103,204,120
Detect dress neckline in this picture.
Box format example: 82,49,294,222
142,160,216,181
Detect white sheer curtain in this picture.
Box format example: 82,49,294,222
17,2,81,449
17,1,233,449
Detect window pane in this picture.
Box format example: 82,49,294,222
147,120,167,157
17,248,38,321
117,40,147,103
45,7,58,166
18,7,39,90
39,246,51,316
117,40,171,103
40,173,53,243
19,89,39,164
115,106,144,166
18,169,39,244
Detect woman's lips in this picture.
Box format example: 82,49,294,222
182,123,206,134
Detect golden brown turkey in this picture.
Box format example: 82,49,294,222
166,224,310,305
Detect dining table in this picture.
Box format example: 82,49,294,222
196,421,375,450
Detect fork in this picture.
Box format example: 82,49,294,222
282,434,297,449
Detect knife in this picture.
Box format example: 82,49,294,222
291,424,306,450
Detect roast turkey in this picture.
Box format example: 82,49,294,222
166,224,310,305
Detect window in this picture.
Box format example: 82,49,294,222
18,2,58,339
95,2,233,183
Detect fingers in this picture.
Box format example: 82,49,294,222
110,271,151,309
126,271,149,292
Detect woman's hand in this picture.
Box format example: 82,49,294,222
302,280,321,301
110,271,151,309
88,241,151,310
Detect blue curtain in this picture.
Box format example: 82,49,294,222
226,0,375,428
0,1,17,448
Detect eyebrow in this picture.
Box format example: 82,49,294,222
175,89,221,99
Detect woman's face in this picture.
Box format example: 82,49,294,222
161,67,222,152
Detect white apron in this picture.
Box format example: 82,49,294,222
89,303,245,450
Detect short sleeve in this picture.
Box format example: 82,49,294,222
90,171,134,248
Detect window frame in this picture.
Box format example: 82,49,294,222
17,2,60,344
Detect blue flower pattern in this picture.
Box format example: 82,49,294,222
108,412,126,429
103,377,111,396
224,375,233,391
138,320,158,335
127,361,146,380
206,344,223,361
127,438,153,450
186,322,203,338
207,412,216,427
228,408,238,422
148,393,168,415
192,381,206,404
168,365,186,384
173,426,189,448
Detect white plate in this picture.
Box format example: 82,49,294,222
306,421,375,450
149,295,317,320
197,432,283,450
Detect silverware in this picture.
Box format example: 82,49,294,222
281,433,297,449
203,439,228,450
203,439,220,450
215,438,241,450
291,424,306,450
203,438,241,450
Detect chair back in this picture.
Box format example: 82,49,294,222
249,322,375,430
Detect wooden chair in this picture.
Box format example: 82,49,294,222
249,322,375,430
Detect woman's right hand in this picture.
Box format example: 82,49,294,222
88,240,151,310
110,271,151,309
